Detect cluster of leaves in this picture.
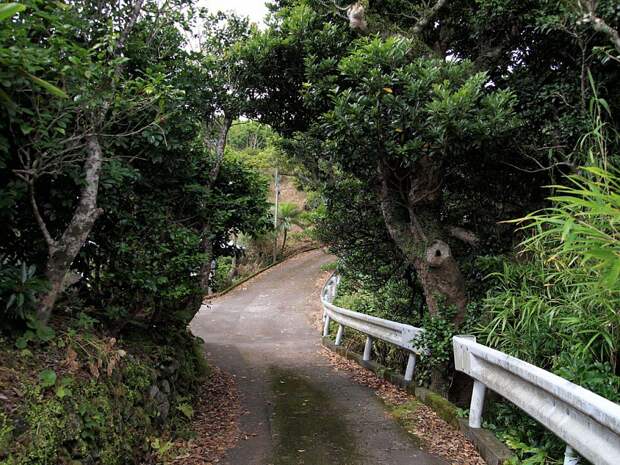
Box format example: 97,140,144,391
0,0,270,331
480,165,620,397
0,263,48,321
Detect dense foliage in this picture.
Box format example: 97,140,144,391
0,0,270,326
3,0,620,463
235,1,620,463
0,1,269,463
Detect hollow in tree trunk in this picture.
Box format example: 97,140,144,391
377,158,469,393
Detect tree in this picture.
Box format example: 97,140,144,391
1,0,176,322
322,39,518,322
237,0,620,324
1,0,270,328
275,202,306,254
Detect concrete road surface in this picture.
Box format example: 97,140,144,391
190,249,446,465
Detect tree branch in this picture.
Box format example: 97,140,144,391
207,115,234,186
580,3,620,54
116,0,145,55
412,0,448,34
449,226,479,247
30,182,58,254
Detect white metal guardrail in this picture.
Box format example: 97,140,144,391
321,274,424,382
453,336,620,465
322,275,620,464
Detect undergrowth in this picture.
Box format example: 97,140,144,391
0,318,209,465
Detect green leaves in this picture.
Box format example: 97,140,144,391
0,3,25,22
55,377,74,399
38,369,57,388
20,70,68,99
176,402,194,419
481,163,620,402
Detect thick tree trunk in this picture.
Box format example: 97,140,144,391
411,241,467,324
377,159,467,323
377,158,468,394
36,135,104,323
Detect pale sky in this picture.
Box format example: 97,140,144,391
198,0,270,27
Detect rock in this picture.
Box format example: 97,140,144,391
160,358,180,376
148,385,160,399
148,384,170,422
160,379,171,394
12,416,28,435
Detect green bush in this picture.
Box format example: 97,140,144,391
480,166,620,397
211,256,234,292
0,263,48,322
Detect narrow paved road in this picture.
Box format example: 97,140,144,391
190,250,446,465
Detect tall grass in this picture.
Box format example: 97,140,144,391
480,92,620,399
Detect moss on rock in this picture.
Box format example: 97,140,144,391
0,329,209,465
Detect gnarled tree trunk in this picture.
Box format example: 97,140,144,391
377,158,467,322
377,157,469,393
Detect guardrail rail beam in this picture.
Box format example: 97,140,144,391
453,335,620,465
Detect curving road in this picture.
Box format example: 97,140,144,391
190,249,446,465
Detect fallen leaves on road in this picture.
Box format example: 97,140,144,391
319,347,486,465
172,366,240,464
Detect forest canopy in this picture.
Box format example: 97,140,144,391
1,0,619,464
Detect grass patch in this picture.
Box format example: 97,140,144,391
320,261,338,272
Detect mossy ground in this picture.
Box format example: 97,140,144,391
383,399,426,448
417,389,459,427
0,326,209,465
269,367,361,465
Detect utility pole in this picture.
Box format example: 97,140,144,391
273,167,280,263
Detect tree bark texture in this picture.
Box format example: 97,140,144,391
377,157,469,394
200,226,215,295
37,135,104,322
34,0,146,322
377,158,467,324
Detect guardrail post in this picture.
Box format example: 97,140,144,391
563,446,579,465
469,380,487,428
323,315,331,337
335,324,344,346
404,353,417,382
363,336,373,361
329,283,336,301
